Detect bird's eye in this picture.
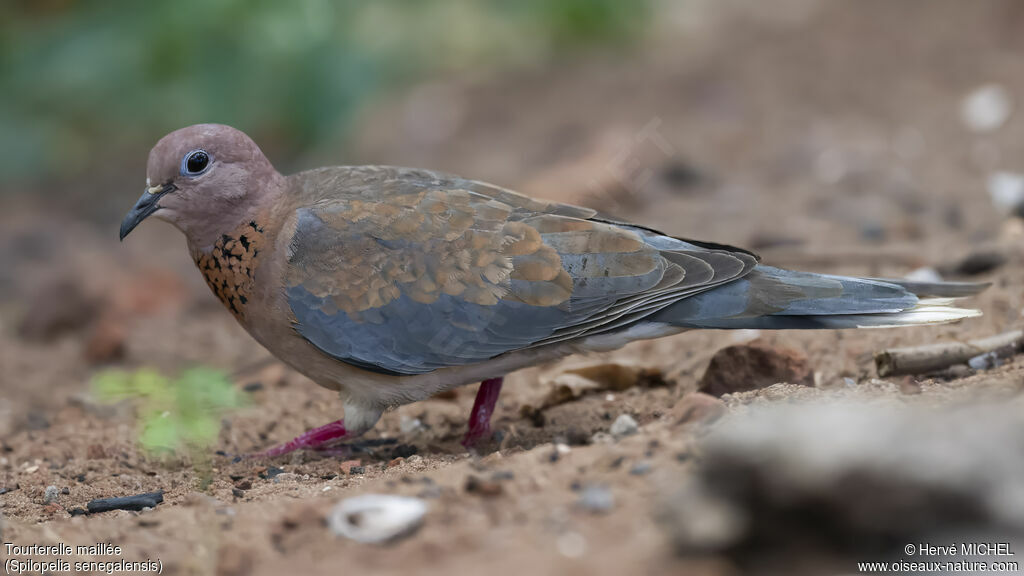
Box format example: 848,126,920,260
181,149,211,176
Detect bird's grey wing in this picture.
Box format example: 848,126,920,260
284,170,756,375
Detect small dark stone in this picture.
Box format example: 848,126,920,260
349,466,366,475
261,466,286,480
941,250,1007,277
232,456,242,464
232,489,245,499
242,381,264,393
69,508,87,517
391,444,418,459
229,474,245,482
26,411,50,430
860,222,886,242
61,487,70,495
234,479,252,491
215,450,228,457
76,474,86,483
320,473,337,480
86,491,164,514
565,427,592,446
659,160,704,191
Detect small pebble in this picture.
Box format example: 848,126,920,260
328,494,427,544
349,466,366,475
629,462,653,476
988,172,1024,214
399,416,423,434
261,466,286,480
564,428,591,446
904,267,943,283
577,484,615,513
968,351,1003,371
232,488,245,499
234,479,252,491
609,414,639,439
962,84,1012,133
273,472,300,483
339,460,362,474
43,485,60,504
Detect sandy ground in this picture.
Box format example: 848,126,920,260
1,2,1023,575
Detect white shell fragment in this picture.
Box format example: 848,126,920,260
328,494,427,544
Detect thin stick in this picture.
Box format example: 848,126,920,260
874,330,1023,377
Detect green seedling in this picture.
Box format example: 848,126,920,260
92,367,245,459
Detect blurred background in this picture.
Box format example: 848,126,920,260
1,1,1023,575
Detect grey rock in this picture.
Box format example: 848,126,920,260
609,414,639,439
629,462,653,476
43,485,60,505
577,484,615,513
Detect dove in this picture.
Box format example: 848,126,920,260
120,124,985,457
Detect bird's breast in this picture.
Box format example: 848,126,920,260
192,220,267,321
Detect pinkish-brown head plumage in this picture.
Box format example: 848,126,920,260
121,123,285,247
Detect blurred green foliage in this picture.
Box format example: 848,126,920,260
92,366,244,458
0,0,649,188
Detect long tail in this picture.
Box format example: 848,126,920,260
652,265,986,329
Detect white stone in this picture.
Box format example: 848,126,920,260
903,267,943,283
988,171,1024,213
962,84,1012,133
610,414,639,439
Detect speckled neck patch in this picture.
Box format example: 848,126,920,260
194,220,265,320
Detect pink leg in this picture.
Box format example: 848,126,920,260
250,419,348,459
461,378,504,447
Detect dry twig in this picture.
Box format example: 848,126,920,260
874,330,1023,377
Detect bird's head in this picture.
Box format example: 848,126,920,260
120,124,282,245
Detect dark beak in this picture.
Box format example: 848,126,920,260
120,183,175,241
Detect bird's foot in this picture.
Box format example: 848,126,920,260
461,377,504,448
249,418,349,459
